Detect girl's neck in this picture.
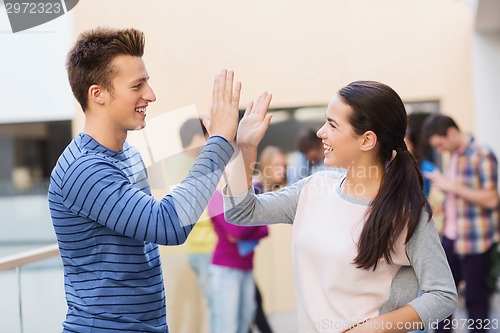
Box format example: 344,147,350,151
342,164,384,200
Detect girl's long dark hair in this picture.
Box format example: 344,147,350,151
338,81,432,270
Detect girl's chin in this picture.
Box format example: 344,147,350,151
132,122,146,131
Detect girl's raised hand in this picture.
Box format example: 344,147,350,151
236,92,273,150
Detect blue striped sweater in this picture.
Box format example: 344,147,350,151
48,133,233,333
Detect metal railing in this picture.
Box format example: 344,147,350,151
0,244,60,333
0,244,59,271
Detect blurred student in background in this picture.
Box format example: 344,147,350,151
405,112,445,234
405,112,438,198
256,145,287,192
178,118,218,332
287,129,325,184
246,145,289,333
423,114,499,333
209,186,269,333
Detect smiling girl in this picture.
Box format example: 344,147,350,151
222,81,457,333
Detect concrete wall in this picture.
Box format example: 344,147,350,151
472,31,500,159
0,8,74,124
71,0,475,130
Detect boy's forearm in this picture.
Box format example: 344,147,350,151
451,185,498,209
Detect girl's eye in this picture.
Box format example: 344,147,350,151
329,123,336,129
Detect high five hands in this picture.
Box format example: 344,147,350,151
205,69,272,148
206,70,241,142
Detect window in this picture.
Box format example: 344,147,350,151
250,100,440,165
0,121,72,196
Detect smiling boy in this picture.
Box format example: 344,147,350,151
48,27,239,333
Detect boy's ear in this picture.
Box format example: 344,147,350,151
88,84,106,105
360,130,377,151
446,126,459,138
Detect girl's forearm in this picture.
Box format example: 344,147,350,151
227,146,257,196
346,305,423,333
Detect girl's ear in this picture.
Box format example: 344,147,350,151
360,130,377,152
88,84,106,105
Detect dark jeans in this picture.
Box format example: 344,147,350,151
249,283,273,333
434,237,492,333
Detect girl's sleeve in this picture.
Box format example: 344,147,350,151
222,176,312,226
209,190,269,240
216,214,268,240
406,211,458,331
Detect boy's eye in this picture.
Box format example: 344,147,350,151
133,83,143,89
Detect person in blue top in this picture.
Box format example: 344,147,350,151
48,27,244,333
287,129,326,185
405,112,438,198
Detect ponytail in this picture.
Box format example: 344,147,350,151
337,80,432,270
353,142,432,270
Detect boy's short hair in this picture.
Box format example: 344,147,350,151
66,27,145,111
422,114,460,142
297,129,321,154
179,118,208,149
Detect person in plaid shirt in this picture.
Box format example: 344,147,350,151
423,114,499,333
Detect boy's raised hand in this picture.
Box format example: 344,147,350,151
206,70,241,142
